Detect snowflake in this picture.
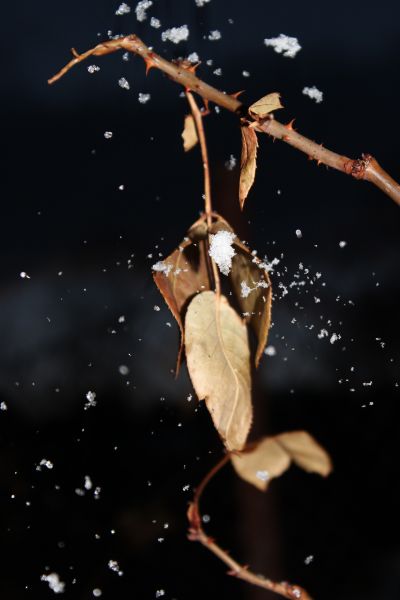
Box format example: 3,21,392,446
135,0,152,21
264,34,302,58
302,85,323,103
161,25,189,44
208,230,236,276
41,573,65,594
115,3,131,16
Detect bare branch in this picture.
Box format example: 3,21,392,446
48,34,400,206
188,454,313,600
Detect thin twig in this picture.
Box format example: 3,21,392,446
188,454,313,600
185,90,221,296
48,34,400,206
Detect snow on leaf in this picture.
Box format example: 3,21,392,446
248,92,283,119
239,125,258,209
231,431,332,491
182,114,198,152
185,291,252,451
208,230,236,276
264,34,302,58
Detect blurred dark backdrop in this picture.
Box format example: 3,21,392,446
1,1,399,599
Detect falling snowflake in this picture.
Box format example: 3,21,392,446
115,3,131,16
264,34,302,58
135,0,152,21
161,25,189,44
40,573,65,594
302,86,323,103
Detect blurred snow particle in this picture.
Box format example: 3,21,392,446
84,476,93,491
118,365,130,375
202,514,210,523
161,25,189,44
153,305,161,311
208,30,221,41
104,131,113,139
339,240,347,248
304,555,314,565
93,590,102,598
37,459,54,471
264,34,302,58
152,260,173,276
225,154,237,170
302,85,323,103
150,17,161,28
330,333,341,344
108,560,123,576
242,70,250,77
213,67,222,76
115,3,131,16
209,230,236,276
187,51,200,63
318,329,328,339
138,93,151,104
87,65,100,74
118,315,125,323
41,573,65,594
0,401,7,411
20,271,30,279
195,0,211,6
135,0,152,21
155,591,165,599
256,470,270,481
264,345,277,356
118,77,130,90
295,229,302,238
85,390,97,410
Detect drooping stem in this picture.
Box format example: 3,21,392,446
48,34,400,206
188,453,313,600
185,91,221,296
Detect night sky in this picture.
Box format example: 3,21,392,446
1,1,400,599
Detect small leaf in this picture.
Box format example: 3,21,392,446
153,230,211,375
239,125,258,209
248,92,283,119
182,114,198,152
185,291,252,451
210,216,272,367
231,431,332,491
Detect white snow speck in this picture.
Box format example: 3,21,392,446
37,459,54,471
187,51,200,63
138,92,151,104
240,281,252,298
93,590,102,597
87,65,100,74
208,230,236,276
153,305,161,311
295,229,302,238
302,85,323,103
150,17,161,28
264,345,276,356
330,333,341,344
161,25,189,44
152,260,173,276
242,70,250,77
256,470,269,481
225,154,237,170
264,34,302,58
317,329,328,339
20,271,30,279
85,390,97,409
304,555,314,565
1,401,8,411
104,131,113,139
118,365,129,375
195,0,211,6
118,77,130,90
115,3,131,16
41,573,65,594
108,559,123,576
339,240,347,248
84,475,93,490
208,30,221,41
135,0,152,21
155,591,165,599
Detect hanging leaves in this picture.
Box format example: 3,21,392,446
231,431,332,491
185,291,252,451
248,92,283,120
210,216,272,366
153,224,212,374
182,114,198,152
239,124,258,210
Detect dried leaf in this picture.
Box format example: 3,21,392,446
182,114,198,152
248,92,283,119
153,233,211,374
185,291,252,451
210,216,272,367
239,125,258,210
231,431,332,491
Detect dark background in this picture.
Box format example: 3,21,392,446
1,1,399,598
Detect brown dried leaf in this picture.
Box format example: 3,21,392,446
153,234,211,375
185,291,252,451
248,92,283,119
239,125,258,210
210,216,272,367
182,114,198,152
231,431,332,491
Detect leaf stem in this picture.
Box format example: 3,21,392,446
48,34,400,206
188,453,313,600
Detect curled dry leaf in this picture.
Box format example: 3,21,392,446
153,225,212,375
239,124,258,210
248,92,283,120
210,216,272,367
231,430,332,491
182,114,199,152
185,290,252,451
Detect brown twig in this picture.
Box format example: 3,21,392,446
48,34,400,206
188,454,313,600
185,90,221,296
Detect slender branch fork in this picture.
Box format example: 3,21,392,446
188,453,313,600
48,34,400,206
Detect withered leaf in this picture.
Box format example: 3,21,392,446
185,291,252,451
248,92,283,119
153,232,211,375
210,216,272,367
239,125,258,210
231,430,332,491
182,114,198,152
